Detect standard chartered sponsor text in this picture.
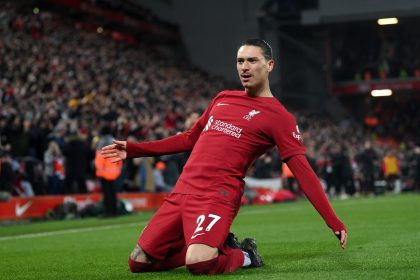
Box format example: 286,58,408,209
211,120,242,138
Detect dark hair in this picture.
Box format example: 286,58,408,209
241,38,273,60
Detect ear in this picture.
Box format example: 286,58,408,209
267,59,274,73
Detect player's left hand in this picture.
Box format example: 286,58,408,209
334,230,347,250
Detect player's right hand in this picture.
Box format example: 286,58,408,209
100,140,127,163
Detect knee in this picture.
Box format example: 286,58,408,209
128,244,151,273
185,244,218,275
185,244,218,265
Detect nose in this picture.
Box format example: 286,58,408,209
241,61,250,72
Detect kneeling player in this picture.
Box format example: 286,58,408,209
128,193,263,274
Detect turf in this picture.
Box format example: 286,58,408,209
1,194,419,279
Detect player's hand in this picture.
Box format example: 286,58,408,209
334,230,347,250
100,140,127,163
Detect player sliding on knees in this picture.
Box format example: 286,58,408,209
101,39,347,275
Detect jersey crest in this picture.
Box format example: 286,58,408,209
243,109,260,121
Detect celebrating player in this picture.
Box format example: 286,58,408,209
101,38,347,275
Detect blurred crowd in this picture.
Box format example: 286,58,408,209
249,113,420,199
0,3,227,197
293,114,419,198
0,3,419,201
363,94,420,145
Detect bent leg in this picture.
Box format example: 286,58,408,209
182,195,245,275
185,244,218,265
128,244,151,272
185,243,244,275
128,193,186,273
128,243,187,273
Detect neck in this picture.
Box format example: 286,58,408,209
245,83,273,97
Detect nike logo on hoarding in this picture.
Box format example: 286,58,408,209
191,232,205,239
216,102,229,106
15,201,33,217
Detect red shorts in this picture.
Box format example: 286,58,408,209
138,193,239,261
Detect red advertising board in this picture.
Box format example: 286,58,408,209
0,193,167,220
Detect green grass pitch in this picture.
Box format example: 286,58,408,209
1,194,419,279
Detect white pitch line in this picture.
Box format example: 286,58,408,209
0,222,144,241
0,209,276,241
0,203,333,241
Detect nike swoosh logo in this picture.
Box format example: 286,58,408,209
191,233,205,239
216,103,229,106
15,201,33,217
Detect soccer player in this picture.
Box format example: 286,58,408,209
101,39,347,275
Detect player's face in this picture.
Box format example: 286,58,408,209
237,45,274,91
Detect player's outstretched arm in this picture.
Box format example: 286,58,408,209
286,154,347,250
122,98,219,159
100,140,127,163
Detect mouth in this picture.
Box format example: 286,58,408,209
240,73,252,82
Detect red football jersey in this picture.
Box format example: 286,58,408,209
127,90,345,232
171,90,305,203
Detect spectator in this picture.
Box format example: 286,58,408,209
0,150,14,200
282,162,298,195
63,131,91,194
14,173,35,197
43,140,65,194
153,161,172,192
382,150,402,194
356,141,377,195
95,127,123,217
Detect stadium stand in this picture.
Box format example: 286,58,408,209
0,1,419,203
330,19,420,81
0,1,230,197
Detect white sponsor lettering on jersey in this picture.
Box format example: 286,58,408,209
293,125,302,141
203,116,214,132
202,116,243,138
